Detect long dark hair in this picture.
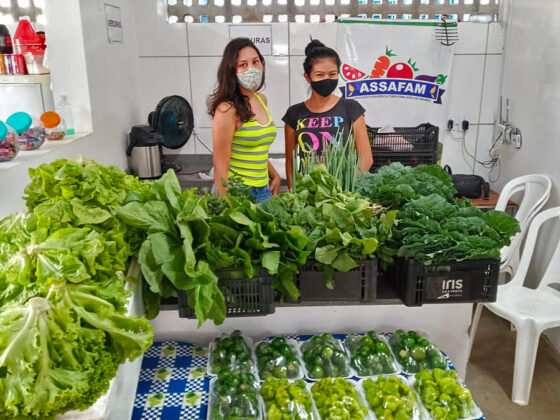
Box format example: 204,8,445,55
303,39,341,75
207,37,265,123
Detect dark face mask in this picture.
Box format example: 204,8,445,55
310,78,338,97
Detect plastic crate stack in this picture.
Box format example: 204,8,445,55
368,123,439,172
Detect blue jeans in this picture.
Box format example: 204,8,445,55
211,184,271,203
249,185,272,203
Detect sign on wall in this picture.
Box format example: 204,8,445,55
336,20,456,126
105,4,123,43
229,25,272,56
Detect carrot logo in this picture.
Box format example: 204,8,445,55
370,47,396,78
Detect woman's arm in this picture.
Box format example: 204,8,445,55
268,162,280,195
212,103,237,196
352,115,373,173
284,124,297,190
259,93,281,194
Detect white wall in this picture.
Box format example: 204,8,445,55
494,0,560,350
43,0,93,133
134,1,504,178
0,0,143,217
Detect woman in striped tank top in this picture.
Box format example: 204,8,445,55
208,38,281,203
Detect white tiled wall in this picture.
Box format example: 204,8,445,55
138,57,192,118
134,5,504,175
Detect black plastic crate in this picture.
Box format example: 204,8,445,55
289,258,378,304
392,258,500,307
367,123,439,172
177,269,275,318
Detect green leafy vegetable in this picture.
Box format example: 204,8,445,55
357,162,457,209
119,169,309,325
393,194,520,265
296,133,361,192
24,158,152,254
0,213,153,419
260,164,395,287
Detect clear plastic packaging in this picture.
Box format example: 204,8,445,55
208,330,256,376
413,368,483,420
40,111,65,141
388,330,448,374
6,111,45,151
360,375,422,420
310,377,373,420
255,337,303,381
208,371,262,420
300,333,352,380
0,121,18,162
344,331,400,377
260,377,319,420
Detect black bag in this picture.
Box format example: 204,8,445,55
444,165,490,199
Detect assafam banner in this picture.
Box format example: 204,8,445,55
336,19,456,127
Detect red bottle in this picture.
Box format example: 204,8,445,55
13,19,44,56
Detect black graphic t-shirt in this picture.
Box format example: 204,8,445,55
282,98,365,157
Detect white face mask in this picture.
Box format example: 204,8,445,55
237,67,263,91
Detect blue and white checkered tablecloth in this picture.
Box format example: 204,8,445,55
131,335,486,420
131,341,210,420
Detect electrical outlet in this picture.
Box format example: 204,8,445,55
448,114,468,132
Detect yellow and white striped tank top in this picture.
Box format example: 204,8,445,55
229,93,276,187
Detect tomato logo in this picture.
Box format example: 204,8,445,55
386,59,419,80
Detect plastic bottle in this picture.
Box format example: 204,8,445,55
40,111,65,141
13,19,47,74
6,112,46,151
0,121,19,162
0,24,13,54
56,95,75,135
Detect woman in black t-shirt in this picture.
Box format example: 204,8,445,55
282,39,373,189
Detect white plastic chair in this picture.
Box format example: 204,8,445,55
495,174,552,277
469,207,560,405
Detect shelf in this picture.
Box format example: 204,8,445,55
0,74,51,84
0,131,93,171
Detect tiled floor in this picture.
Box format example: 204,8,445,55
466,308,560,420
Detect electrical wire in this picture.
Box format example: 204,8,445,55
448,128,503,182
193,132,213,153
